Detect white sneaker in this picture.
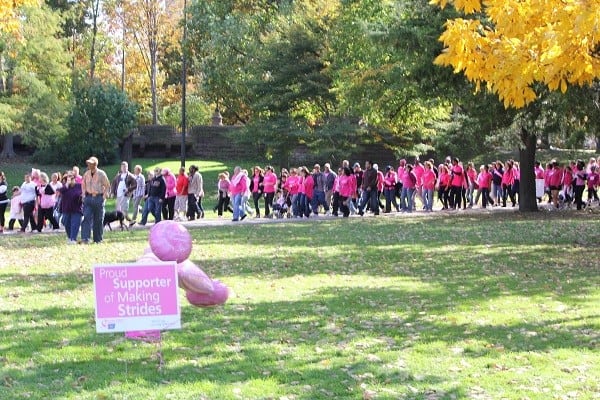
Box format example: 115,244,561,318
67,239,77,245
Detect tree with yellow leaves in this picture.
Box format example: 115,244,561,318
432,0,600,211
0,0,39,33
432,0,600,109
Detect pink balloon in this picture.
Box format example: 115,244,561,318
177,260,214,294
149,220,192,263
186,280,229,307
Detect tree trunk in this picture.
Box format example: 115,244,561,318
0,133,17,159
519,128,538,212
89,0,100,79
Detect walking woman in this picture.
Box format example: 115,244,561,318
0,171,8,233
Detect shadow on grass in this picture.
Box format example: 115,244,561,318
1,284,597,399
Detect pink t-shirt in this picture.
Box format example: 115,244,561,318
562,170,573,186
477,171,492,190
338,175,356,198
548,168,563,187
263,172,277,193
467,168,477,185
438,171,450,188
422,169,436,190
400,170,416,189
534,166,545,179
413,164,425,186
303,175,314,199
450,164,463,187
376,171,384,191
501,168,515,186
285,175,300,195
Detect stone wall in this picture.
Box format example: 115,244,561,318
129,124,398,167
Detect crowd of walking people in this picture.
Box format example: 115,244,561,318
1,155,598,242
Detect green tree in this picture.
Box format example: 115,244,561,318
0,5,70,159
187,0,277,124
60,79,137,165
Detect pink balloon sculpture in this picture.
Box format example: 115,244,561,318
177,259,214,294
186,280,229,307
136,252,161,264
149,220,192,263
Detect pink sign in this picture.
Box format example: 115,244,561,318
93,262,181,333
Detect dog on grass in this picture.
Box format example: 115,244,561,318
103,210,131,231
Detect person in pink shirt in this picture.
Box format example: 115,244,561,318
399,164,416,212
437,164,451,210
383,165,398,213
512,161,521,206
475,164,493,208
396,159,406,204
466,162,477,208
374,164,385,212
331,167,342,216
249,166,264,218
501,160,516,207
338,167,356,217
72,166,83,185
229,166,247,221
300,167,314,218
412,158,425,210
285,168,301,217
586,165,599,205
214,172,233,218
421,161,436,211
547,161,563,208
161,168,177,220
262,166,277,217
449,157,464,209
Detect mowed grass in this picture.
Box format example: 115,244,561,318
0,213,599,399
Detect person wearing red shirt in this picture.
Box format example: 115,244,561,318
175,166,188,221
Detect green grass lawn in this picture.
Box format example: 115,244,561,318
1,213,599,399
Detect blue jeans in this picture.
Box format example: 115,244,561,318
400,187,414,212
292,194,301,217
311,190,328,215
63,212,82,241
383,188,398,212
298,193,310,217
232,193,245,220
82,195,105,243
359,189,379,214
423,188,434,211
141,196,162,225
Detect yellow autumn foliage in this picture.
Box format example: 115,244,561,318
431,0,600,108
0,0,39,33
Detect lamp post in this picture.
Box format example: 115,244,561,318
180,0,188,168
